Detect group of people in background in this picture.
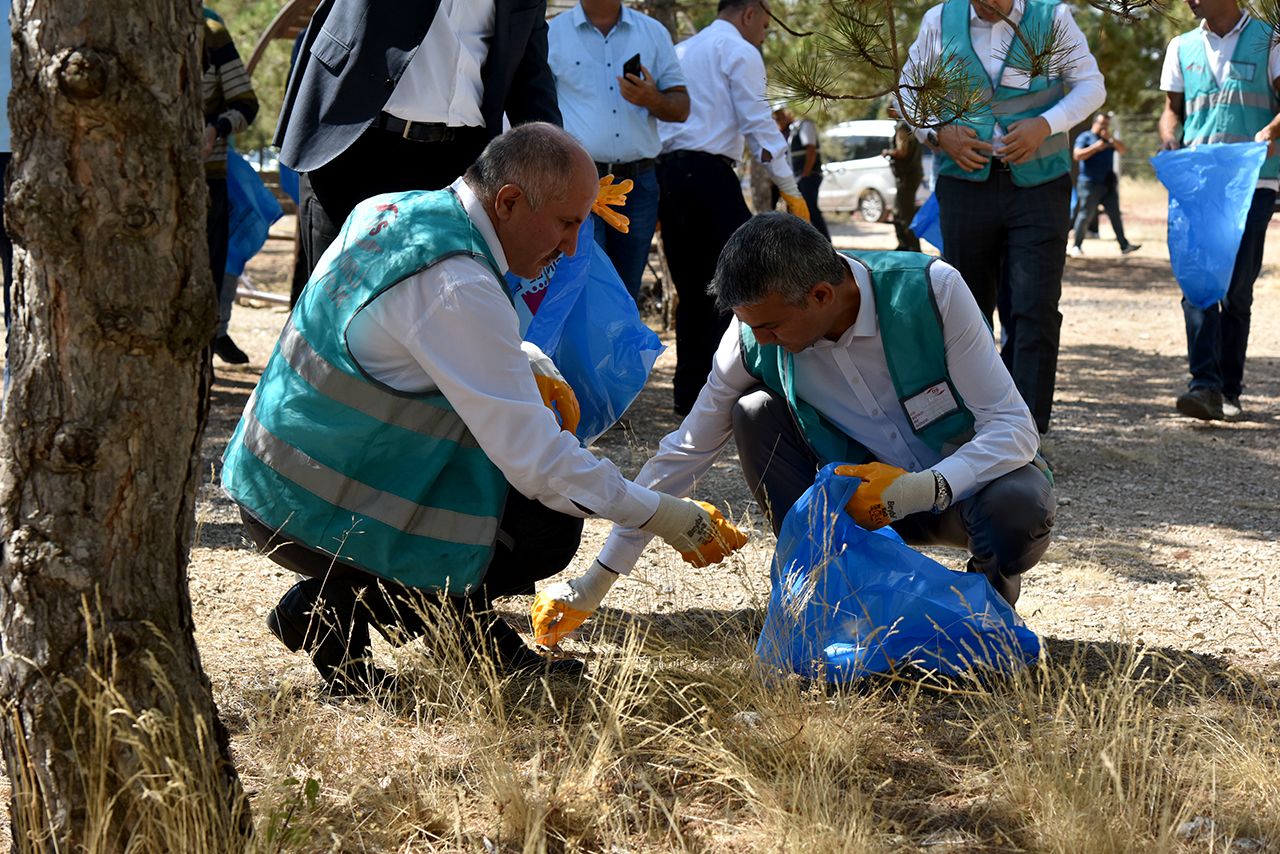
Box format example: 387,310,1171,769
187,0,1277,695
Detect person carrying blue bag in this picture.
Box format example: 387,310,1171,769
532,212,1055,647
1158,0,1280,422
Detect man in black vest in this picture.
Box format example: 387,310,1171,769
772,104,830,239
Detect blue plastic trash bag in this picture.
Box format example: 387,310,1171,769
226,149,284,276
756,464,1041,683
506,217,665,445
909,192,944,254
1151,142,1267,309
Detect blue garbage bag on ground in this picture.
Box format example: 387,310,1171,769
226,149,284,276
506,217,664,445
756,464,1041,683
909,192,944,254
1151,142,1267,309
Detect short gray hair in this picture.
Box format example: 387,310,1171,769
464,122,586,211
711,213,847,311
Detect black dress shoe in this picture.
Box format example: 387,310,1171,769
483,613,586,677
213,334,250,364
267,580,386,693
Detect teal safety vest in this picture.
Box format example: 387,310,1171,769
937,0,1071,187
222,189,512,595
740,252,977,467
1179,16,1280,179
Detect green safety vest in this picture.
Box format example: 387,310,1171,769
740,252,976,467
937,0,1071,187
1179,16,1280,179
222,189,511,595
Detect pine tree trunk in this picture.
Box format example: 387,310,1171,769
0,2,249,851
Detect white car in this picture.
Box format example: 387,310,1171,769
817,120,931,222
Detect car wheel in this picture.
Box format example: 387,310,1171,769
858,189,887,223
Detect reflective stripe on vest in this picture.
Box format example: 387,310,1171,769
1180,17,1280,179
936,0,1071,187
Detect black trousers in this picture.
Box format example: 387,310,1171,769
936,170,1071,434
300,124,490,278
656,150,752,415
205,176,229,322
241,488,583,650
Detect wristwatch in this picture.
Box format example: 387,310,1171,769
930,469,952,514
926,130,940,148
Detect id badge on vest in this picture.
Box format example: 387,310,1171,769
901,379,962,433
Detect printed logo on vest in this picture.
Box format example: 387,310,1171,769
903,380,960,432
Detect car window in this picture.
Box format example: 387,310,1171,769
822,134,894,163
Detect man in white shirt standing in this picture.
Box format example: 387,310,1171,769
223,124,746,695
1158,0,1280,422
276,0,562,278
900,0,1105,436
532,213,1055,646
655,0,810,416
548,0,690,305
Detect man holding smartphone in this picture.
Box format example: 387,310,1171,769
548,1,690,305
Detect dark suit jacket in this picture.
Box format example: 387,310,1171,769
276,0,561,173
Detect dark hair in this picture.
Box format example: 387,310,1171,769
463,122,584,211
718,0,762,13
710,213,847,311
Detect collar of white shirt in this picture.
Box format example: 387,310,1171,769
452,177,510,275
1198,10,1250,41
808,254,879,350
969,0,1025,27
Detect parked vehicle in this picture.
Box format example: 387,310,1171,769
817,120,932,222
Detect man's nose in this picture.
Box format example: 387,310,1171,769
561,228,580,257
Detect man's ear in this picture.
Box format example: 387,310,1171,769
810,281,836,307
494,184,524,222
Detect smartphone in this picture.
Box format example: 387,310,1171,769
623,53,642,79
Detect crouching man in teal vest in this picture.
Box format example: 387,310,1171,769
222,123,747,696
1158,0,1280,422
532,213,1053,645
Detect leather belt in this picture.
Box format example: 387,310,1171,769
658,149,737,171
374,112,475,143
593,158,656,179
989,157,1012,171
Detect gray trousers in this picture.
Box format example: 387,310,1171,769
732,386,1055,606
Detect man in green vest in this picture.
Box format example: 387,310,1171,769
532,213,1055,646
223,123,746,696
1158,0,1280,422
898,0,1105,435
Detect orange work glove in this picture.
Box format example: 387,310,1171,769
835,463,939,530
522,342,580,435
640,494,749,567
593,174,633,233
779,190,811,223
530,560,618,646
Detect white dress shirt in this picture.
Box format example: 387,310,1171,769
596,254,1040,575
656,19,796,188
901,0,1105,145
1161,13,1280,190
382,0,494,127
345,178,661,526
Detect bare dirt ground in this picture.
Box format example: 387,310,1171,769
191,179,1280,698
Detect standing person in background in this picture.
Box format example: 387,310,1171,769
656,0,810,416
202,9,258,365
900,0,1105,436
1068,112,1140,257
276,0,561,279
548,0,690,306
772,104,830,239
883,106,922,252
1159,0,1280,422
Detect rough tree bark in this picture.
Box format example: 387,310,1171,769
0,2,249,851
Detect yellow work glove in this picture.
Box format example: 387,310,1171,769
592,174,633,233
779,190,811,223
521,341,580,435
640,493,749,567
835,463,939,530
530,560,618,646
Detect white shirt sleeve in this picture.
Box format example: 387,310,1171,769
1160,34,1185,92
925,262,1041,499
1035,4,1107,137
347,260,661,528
726,46,794,182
